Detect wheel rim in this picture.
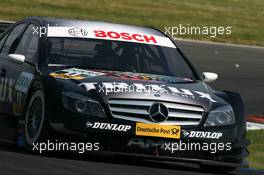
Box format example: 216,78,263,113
25,90,45,145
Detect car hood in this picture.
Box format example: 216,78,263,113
49,68,227,111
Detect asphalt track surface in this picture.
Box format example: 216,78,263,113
0,145,263,175
0,40,263,175
176,40,264,115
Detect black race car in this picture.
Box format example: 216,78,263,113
0,17,249,172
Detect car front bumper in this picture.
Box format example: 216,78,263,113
47,110,250,167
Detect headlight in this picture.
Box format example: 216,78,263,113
62,92,106,118
204,105,235,126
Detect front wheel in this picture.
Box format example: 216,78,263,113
24,89,46,146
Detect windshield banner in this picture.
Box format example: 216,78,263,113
47,26,176,48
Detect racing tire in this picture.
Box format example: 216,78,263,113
24,88,47,147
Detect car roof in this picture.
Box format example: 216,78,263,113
24,16,164,36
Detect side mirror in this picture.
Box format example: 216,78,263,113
203,72,218,83
8,54,25,64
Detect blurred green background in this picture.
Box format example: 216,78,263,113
247,130,264,170
0,0,263,46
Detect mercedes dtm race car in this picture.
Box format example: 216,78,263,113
0,17,249,172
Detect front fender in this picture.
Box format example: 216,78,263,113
214,90,246,141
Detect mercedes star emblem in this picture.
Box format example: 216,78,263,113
149,103,169,122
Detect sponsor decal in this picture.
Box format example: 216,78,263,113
128,138,166,149
135,123,180,139
0,78,24,105
96,70,193,83
94,30,157,44
80,82,217,103
0,78,14,103
15,72,34,93
182,130,223,139
86,121,131,132
50,73,84,80
47,26,176,48
50,68,105,80
182,130,190,137
68,28,88,37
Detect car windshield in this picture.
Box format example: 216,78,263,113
46,38,195,80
